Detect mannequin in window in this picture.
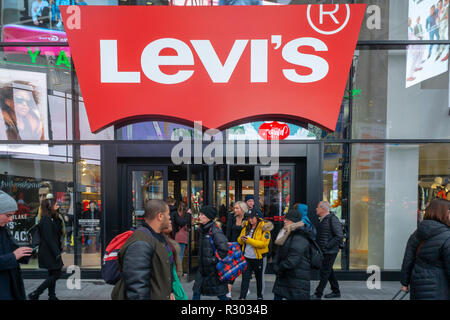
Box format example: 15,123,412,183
428,177,444,203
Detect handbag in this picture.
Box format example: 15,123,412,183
208,230,247,282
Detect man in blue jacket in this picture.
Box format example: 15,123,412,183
0,191,33,300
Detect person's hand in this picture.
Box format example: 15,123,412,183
170,293,175,300
241,235,248,242
13,247,33,260
187,209,192,214
401,286,409,293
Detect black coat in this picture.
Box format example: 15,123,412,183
225,212,244,243
316,213,344,254
400,220,450,300
38,216,64,270
169,205,190,238
272,223,313,300
193,221,229,296
0,227,27,300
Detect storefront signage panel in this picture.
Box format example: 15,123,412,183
61,5,365,133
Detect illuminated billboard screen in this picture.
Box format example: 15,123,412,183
407,0,449,88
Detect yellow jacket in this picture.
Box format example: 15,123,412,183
237,219,273,260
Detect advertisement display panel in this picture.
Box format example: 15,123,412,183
407,0,449,87
0,69,49,155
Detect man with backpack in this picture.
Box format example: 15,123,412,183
272,209,316,300
311,201,344,300
111,199,174,300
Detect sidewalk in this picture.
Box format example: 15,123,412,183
24,275,402,300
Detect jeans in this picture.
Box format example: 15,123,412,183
240,258,263,299
314,253,340,297
192,293,230,300
35,269,62,298
428,29,440,56
178,243,186,262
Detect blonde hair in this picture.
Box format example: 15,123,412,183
234,201,248,215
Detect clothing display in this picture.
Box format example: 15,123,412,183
418,176,449,222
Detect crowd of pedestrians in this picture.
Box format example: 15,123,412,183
1,192,449,300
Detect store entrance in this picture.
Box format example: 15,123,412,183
124,162,299,276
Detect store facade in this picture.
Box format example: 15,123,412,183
0,0,449,280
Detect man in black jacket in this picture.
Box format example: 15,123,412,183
311,201,344,300
112,199,174,300
0,191,32,300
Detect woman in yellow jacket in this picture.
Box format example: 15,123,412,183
237,211,273,300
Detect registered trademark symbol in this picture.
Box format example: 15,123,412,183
307,4,350,35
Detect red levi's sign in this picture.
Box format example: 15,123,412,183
61,5,365,133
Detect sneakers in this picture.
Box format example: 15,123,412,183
48,295,60,301
324,292,341,299
310,294,322,300
226,292,232,299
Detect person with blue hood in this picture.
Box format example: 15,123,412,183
293,203,317,240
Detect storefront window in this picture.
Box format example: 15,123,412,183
78,100,114,140
352,47,450,140
0,144,73,269
357,0,450,42
77,144,101,268
116,121,195,141
323,143,350,270
349,143,449,270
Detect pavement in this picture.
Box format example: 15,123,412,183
24,275,403,300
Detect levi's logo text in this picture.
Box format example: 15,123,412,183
61,5,365,133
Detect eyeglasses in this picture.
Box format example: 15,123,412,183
14,95,32,105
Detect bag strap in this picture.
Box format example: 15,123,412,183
306,235,323,255
208,229,221,260
415,241,425,257
416,232,450,267
136,226,156,248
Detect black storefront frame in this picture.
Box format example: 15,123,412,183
1,37,448,280
105,142,319,278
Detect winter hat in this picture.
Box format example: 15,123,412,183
245,195,255,202
297,203,312,227
284,208,302,223
200,205,218,221
0,191,18,215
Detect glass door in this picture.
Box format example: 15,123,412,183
257,165,294,262
127,166,168,229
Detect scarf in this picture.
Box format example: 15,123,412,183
274,221,305,246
